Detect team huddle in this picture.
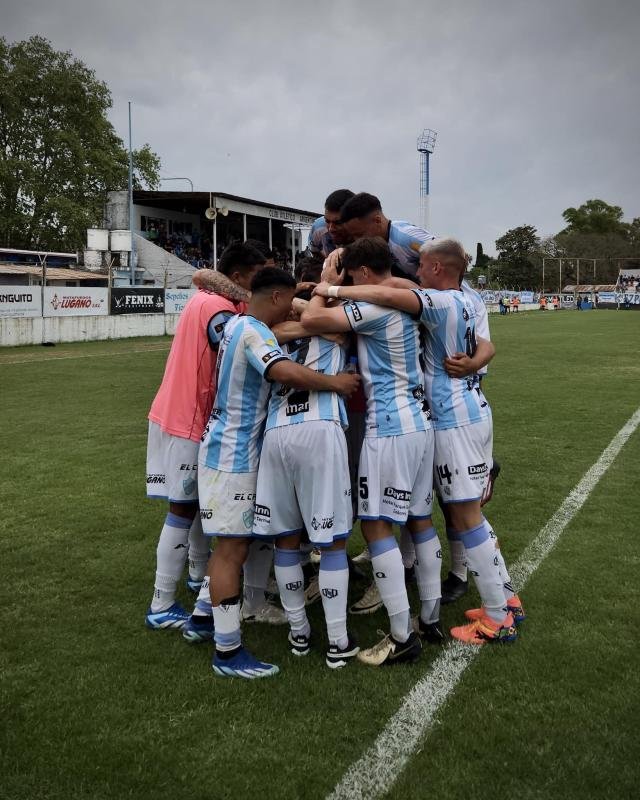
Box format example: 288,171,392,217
144,190,525,679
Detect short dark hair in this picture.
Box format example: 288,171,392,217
250,267,297,294
244,238,272,259
325,189,355,213
339,192,382,223
340,236,392,275
218,243,266,277
293,255,324,283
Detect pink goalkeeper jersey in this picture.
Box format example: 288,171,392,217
148,289,246,442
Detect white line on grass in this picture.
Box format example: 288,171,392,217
327,405,640,800
0,344,171,366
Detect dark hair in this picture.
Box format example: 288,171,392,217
250,267,297,294
340,236,392,275
339,192,382,223
218,242,266,277
244,238,272,259
325,189,355,213
293,255,324,283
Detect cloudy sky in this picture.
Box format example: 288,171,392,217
3,0,639,253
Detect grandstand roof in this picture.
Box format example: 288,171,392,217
133,190,319,219
563,284,617,292
0,264,107,281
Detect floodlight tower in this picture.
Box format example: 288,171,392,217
417,128,437,230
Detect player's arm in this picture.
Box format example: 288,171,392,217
312,282,421,317
267,359,359,397
272,320,309,344
443,336,495,378
380,276,419,290
299,293,353,334
207,311,234,350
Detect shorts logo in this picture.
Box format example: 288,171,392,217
182,477,197,495
146,474,165,484
254,504,270,519
361,500,369,512
242,509,254,529
383,486,411,502
200,509,213,520
262,349,281,363
322,588,338,599
311,515,334,530
179,464,197,471
468,463,488,476
349,303,363,321
286,581,303,591
234,493,256,501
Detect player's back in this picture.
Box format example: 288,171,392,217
148,289,242,442
343,300,430,437
201,315,284,472
307,216,335,258
266,335,347,430
414,288,491,430
388,220,435,279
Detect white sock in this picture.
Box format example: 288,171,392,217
274,548,310,637
150,512,191,612
187,516,209,581
399,525,416,569
447,528,468,581
212,597,241,653
242,540,273,612
369,536,410,643
412,527,442,624
193,574,212,617
319,550,349,648
460,523,507,623
483,518,515,600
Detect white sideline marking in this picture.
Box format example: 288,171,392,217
327,406,640,800
0,344,171,366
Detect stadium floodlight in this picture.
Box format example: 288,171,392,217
417,128,437,230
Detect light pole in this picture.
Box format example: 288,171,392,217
417,129,437,230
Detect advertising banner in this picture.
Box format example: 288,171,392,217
519,291,534,303
110,287,164,315
0,286,42,318
164,288,196,315
44,287,108,317
597,292,616,303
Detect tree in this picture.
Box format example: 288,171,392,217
492,225,541,289
0,36,161,251
561,199,626,236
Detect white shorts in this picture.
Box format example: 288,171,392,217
434,418,493,504
253,420,353,547
358,430,434,523
146,420,199,503
198,463,257,537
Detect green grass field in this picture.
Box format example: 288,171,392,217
2,311,639,800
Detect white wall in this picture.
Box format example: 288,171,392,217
0,313,180,347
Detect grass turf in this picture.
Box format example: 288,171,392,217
1,310,639,800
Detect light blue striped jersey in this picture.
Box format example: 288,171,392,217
343,301,431,438
307,216,336,258
201,314,287,472
413,288,491,430
461,280,490,376
266,336,347,431
388,220,436,278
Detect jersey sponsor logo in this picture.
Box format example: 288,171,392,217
285,389,310,416
383,486,411,502
349,303,362,321
422,292,434,307
254,504,271,519
322,588,338,599
146,474,165,484
262,349,281,363
468,462,488,476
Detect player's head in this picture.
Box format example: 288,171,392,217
340,236,392,285
249,267,297,325
244,238,276,266
339,192,386,239
417,238,467,290
294,254,323,283
324,189,355,246
218,243,267,290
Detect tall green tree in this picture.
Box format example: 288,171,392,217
493,225,541,288
0,36,161,251
561,199,626,235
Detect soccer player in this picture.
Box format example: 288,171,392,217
198,268,360,678
307,189,356,259
302,237,440,666
144,243,262,630
252,302,358,669
315,239,521,643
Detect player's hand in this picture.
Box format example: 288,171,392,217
444,353,475,378
321,249,345,285
295,281,317,295
312,281,333,298
332,372,361,397
291,297,308,318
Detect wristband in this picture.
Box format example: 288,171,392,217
328,285,340,299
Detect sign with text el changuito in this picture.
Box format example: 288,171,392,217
110,287,165,314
